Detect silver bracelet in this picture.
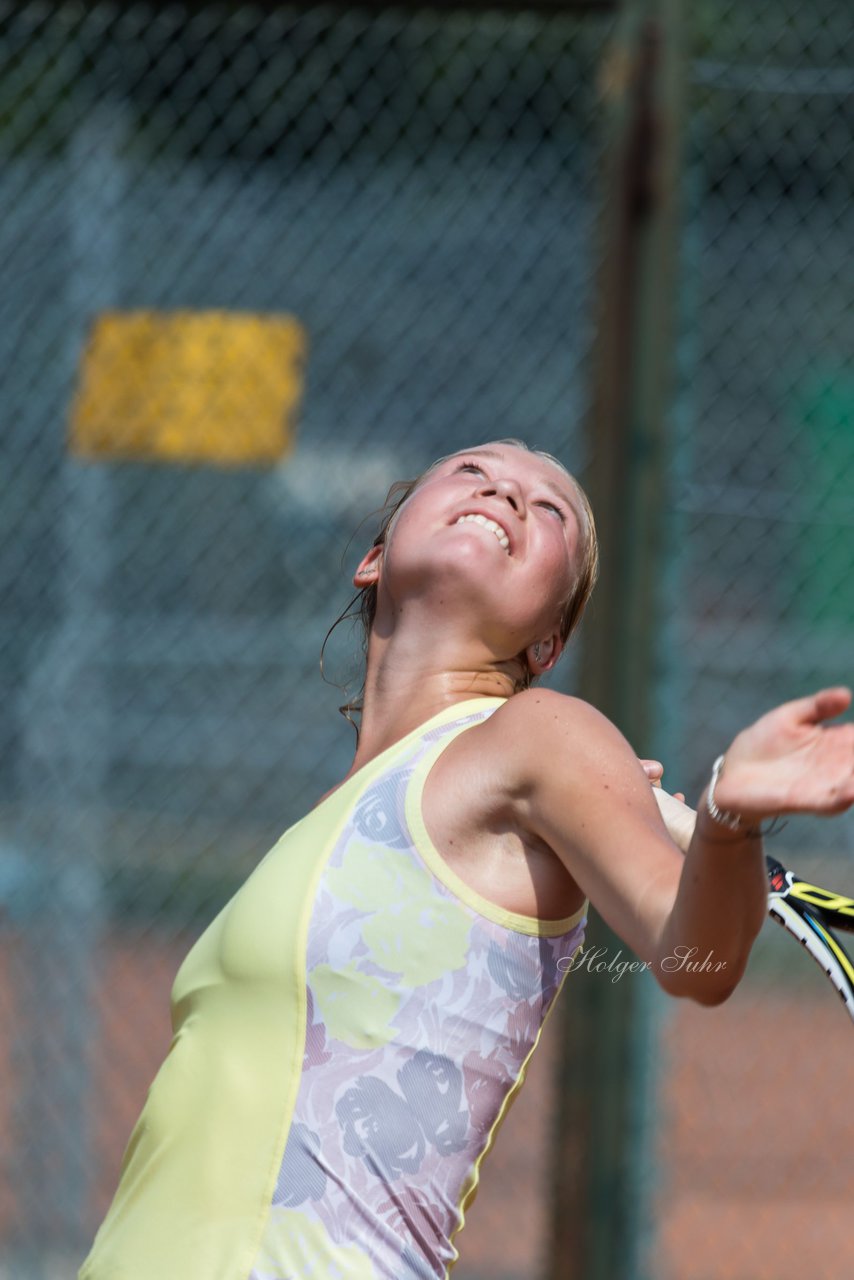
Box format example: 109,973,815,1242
705,754,787,839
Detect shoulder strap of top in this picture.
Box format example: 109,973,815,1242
403,701,589,938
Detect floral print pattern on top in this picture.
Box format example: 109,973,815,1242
249,709,586,1280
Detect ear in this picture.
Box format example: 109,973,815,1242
526,631,564,677
353,544,383,589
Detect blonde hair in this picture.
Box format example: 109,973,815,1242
322,438,599,731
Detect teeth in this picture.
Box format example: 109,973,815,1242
455,513,510,552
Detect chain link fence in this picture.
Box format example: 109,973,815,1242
0,4,612,1277
1,2,852,1278
652,2,854,1276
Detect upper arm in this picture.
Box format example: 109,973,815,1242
494,689,686,965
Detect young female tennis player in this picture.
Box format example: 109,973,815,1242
79,440,854,1280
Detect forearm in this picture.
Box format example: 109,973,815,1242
653,791,768,1005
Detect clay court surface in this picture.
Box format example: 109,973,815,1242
2,929,851,1279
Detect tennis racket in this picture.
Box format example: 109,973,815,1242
766,854,854,1024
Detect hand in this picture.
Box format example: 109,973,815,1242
640,758,685,804
639,758,695,851
714,686,854,821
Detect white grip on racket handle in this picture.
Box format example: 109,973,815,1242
652,787,697,854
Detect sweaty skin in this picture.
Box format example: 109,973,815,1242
350,443,854,1006
79,440,854,1280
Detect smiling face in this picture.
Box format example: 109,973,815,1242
355,443,587,677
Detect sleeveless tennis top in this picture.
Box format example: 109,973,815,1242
79,698,588,1280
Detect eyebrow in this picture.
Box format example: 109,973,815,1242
459,447,578,512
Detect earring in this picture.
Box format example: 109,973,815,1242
534,643,541,662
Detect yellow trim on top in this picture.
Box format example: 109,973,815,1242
238,788,358,1279
308,698,511,819
444,955,581,1275
405,716,589,938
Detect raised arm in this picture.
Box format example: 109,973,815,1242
501,686,854,1006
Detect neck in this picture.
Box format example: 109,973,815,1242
345,643,519,776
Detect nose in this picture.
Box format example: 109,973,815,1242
478,476,525,516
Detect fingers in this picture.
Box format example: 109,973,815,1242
641,759,686,800
790,686,852,725
640,759,663,781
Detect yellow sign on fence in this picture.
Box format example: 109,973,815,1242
70,310,307,466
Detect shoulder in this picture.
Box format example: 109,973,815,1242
487,692,682,940
431,693,681,948
482,688,639,792
432,690,649,830
420,690,607,822
477,690,666,862
491,686,611,730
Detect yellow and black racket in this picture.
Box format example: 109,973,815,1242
766,855,854,1024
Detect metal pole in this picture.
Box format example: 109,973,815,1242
547,0,685,1276
14,106,122,1269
